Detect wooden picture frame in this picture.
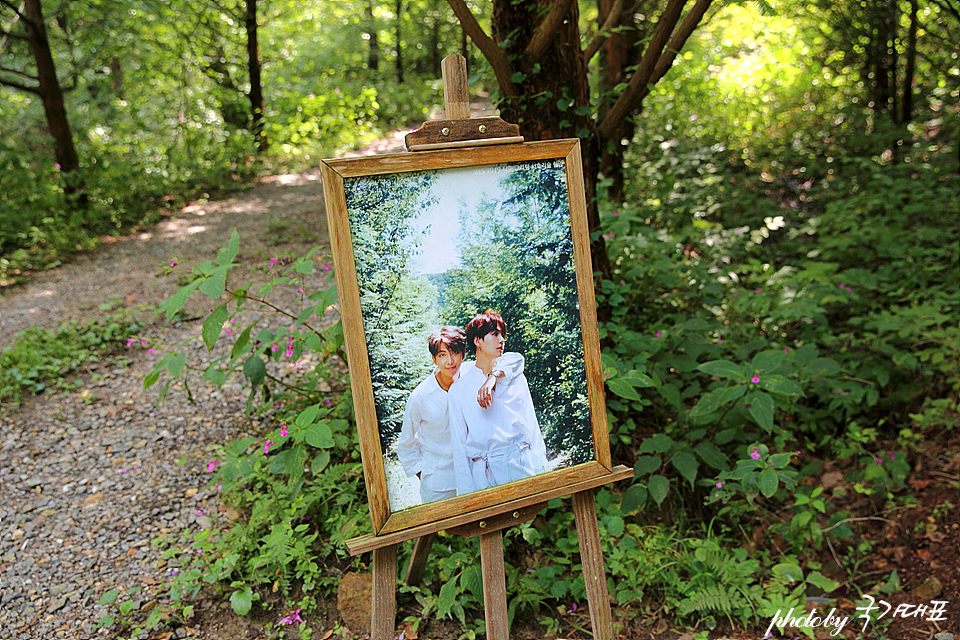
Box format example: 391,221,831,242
321,139,610,536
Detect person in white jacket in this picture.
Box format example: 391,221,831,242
396,326,524,504
448,313,547,495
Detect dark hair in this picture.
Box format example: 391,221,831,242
465,312,507,355
428,326,466,357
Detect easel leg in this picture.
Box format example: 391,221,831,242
371,544,397,640
403,533,436,586
478,530,510,640
572,490,614,640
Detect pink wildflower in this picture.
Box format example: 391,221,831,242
716,482,723,488
717,339,723,345
264,441,275,454
207,459,219,472
285,349,294,358
889,452,895,461
126,338,137,348
875,457,883,464
751,375,760,383
279,424,288,438
750,448,761,460
754,288,760,294
655,331,662,338
147,348,157,355
271,342,279,352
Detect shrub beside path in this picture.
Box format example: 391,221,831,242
0,131,408,640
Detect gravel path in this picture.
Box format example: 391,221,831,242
0,131,408,640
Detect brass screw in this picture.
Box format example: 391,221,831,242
479,520,487,528
512,511,520,518
479,125,487,134
441,127,451,136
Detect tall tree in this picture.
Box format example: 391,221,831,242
245,0,266,150
447,0,716,281
1,0,82,189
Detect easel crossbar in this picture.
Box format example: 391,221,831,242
346,465,631,554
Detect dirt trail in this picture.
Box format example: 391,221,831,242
0,132,407,640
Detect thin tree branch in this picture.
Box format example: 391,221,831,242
525,0,577,63
446,0,519,97
0,0,25,18
597,0,688,139
630,0,713,105
583,0,626,64
0,74,40,93
928,0,960,20
0,64,37,81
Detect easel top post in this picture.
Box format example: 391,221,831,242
442,55,471,120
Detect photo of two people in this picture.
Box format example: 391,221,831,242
343,158,595,512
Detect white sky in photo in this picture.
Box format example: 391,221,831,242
409,165,511,275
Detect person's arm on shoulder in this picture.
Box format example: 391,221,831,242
477,352,525,408
396,392,422,478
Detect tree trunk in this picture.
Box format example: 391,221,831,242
901,0,918,124
245,0,267,152
395,0,404,82
597,0,640,203
366,1,380,71
23,0,79,175
491,0,610,282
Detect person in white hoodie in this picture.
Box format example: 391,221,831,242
448,313,547,496
396,325,524,504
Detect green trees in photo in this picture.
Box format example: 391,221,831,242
441,162,592,462
345,170,440,444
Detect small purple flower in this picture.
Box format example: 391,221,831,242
716,482,723,488
126,338,137,348
751,375,760,383
169,262,178,268
754,288,760,294
839,283,845,289
279,425,288,438
846,286,853,292
655,331,662,338
264,440,275,454
717,339,723,345
285,349,294,358
207,459,219,472
147,348,157,356
783,347,790,353
733,292,738,298
297,288,304,293
613,210,619,217
271,342,279,352
889,452,895,461
875,457,883,464
750,448,761,460
196,509,203,516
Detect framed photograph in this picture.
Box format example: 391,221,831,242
321,139,611,536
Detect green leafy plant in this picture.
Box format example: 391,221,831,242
0,301,142,404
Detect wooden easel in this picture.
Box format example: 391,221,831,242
344,55,632,640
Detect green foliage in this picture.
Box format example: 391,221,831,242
0,302,141,404
143,233,367,618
